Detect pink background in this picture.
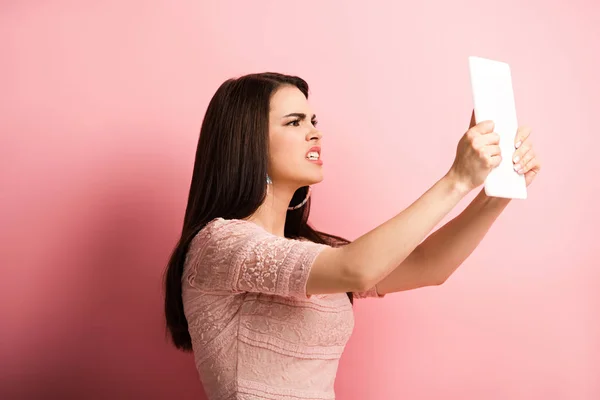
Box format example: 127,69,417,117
2,1,598,399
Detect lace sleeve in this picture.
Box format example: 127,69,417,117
185,218,328,299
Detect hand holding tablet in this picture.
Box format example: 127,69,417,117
468,56,528,199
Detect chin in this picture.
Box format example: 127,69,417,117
296,173,323,187
306,173,324,186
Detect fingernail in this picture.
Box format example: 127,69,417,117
514,164,521,171
513,155,520,163
518,169,524,174
515,141,522,148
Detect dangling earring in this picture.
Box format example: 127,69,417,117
288,186,312,210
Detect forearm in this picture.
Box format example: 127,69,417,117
419,188,510,282
376,188,510,294
340,171,470,289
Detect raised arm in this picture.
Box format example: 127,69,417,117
306,119,502,295
188,120,505,299
373,187,510,294
372,125,540,294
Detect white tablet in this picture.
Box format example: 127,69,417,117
468,56,527,200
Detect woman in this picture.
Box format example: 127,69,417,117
163,72,540,399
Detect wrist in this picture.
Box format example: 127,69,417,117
443,169,472,198
477,188,512,209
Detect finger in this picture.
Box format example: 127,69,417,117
515,126,532,149
515,149,535,174
489,154,502,168
472,120,495,135
512,139,532,164
481,144,502,165
484,145,502,157
524,161,540,180
516,152,536,174
476,132,501,146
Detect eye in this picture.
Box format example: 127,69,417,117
311,119,318,127
286,119,301,127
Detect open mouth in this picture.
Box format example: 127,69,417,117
306,151,320,161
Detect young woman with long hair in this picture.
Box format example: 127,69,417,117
163,72,540,399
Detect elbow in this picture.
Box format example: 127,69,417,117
338,248,388,293
352,265,384,293
341,260,377,293
432,273,449,286
355,273,376,293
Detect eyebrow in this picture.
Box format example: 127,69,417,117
282,113,317,120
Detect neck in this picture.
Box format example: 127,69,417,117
247,183,298,237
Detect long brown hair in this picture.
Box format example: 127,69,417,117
163,72,353,352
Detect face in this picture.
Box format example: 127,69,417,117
268,85,323,189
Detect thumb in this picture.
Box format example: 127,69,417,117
473,120,495,134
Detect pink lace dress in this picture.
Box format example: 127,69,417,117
182,218,384,400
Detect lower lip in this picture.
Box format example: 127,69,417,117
307,159,323,165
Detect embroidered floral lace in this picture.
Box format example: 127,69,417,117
182,218,383,400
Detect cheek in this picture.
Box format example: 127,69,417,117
270,134,301,159
269,137,305,175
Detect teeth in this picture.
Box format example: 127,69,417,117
307,152,320,160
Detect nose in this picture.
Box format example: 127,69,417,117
307,127,322,142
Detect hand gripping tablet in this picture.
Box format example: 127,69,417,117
469,56,527,199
